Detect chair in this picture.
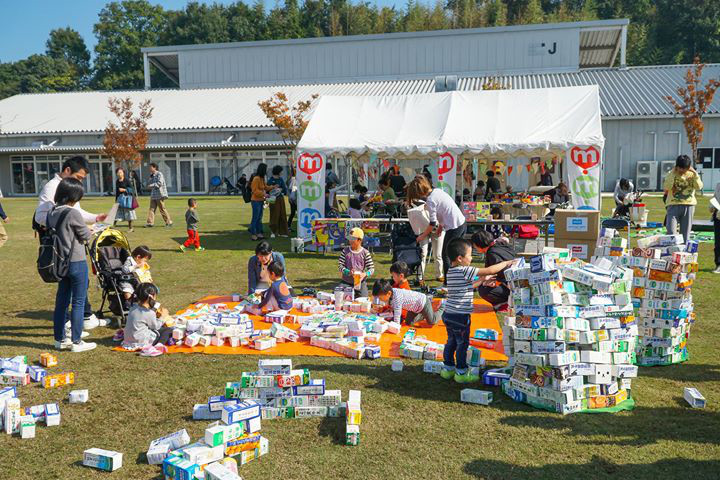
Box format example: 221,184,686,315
209,176,223,195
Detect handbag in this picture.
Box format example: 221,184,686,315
131,195,139,210
118,193,133,209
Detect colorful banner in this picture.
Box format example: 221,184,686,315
431,151,457,198
566,146,602,210
296,151,326,240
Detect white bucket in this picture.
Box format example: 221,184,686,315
291,237,305,253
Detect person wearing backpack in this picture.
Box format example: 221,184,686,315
46,178,97,353
34,156,107,333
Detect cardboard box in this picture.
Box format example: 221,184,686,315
83,448,123,471
554,209,600,240
554,238,596,261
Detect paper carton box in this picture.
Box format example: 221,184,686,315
39,353,58,368
460,389,493,405
684,387,706,408
222,401,261,425
83,448,123,471
204,461,243,480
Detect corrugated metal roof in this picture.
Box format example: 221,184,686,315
579,29,622,68
0,64,717,136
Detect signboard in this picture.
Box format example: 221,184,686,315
296,151,326,239
431,151,458,198
566,146,601,210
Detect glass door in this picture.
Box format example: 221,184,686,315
179,160,193,193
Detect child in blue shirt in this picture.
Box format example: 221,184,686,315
248,261,293,315
439,238,514,383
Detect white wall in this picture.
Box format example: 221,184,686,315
601,117,720,191
178,28,580,89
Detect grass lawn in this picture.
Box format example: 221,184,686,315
0,194,718,480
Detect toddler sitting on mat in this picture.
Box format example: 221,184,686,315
247,262,293,316
122,283,173,355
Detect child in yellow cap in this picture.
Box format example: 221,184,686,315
338,227,375,297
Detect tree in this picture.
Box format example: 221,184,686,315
93,0,167,89
665,58,720,164
258,92,319,158
102,97,154,175
485,0,508,27
46,28,91,81
16,55,77,94
162,2,230,45
517,0,545,25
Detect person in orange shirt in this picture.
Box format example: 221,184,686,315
249,163,278,241
390,261,411,289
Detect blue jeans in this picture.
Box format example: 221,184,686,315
442,312,471,374
53,261,89,343
250,200,264,235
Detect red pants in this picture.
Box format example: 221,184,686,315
184,229,201,248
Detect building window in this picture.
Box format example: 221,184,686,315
10,156,36,194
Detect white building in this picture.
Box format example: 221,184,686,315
1,19,718,196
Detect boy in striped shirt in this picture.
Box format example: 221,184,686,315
439,238,514,383
338,227,375,297
371,279,435,326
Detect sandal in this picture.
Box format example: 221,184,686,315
251,235,258,241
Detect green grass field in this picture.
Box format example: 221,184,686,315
0,195,718,480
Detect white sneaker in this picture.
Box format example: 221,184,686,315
71,341,97,353
97,318,110,327
84,314,100,330
270,233,276,238
714,266,720,274
64,323,90,339
54,339,72,350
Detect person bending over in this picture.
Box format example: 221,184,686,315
471,230,516,310
372,279,436,327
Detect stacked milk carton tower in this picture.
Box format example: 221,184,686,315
501,252,638,414
620,234,698,366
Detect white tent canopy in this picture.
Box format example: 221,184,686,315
297,86,605,158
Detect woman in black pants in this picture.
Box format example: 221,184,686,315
407,174,467,283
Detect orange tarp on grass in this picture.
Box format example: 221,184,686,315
114,295,507,362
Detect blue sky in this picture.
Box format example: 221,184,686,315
0,0,405,63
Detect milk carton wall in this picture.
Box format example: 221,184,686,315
504,253,636,414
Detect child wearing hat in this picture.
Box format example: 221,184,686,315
338,227,375,297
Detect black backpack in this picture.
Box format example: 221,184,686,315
242,175,254,203
37,207,76,283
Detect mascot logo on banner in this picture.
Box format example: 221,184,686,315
570,146,600,205
299,208,322,230
570,146,600,172
297,152,324,178
437,152,455,196
299,180,322,202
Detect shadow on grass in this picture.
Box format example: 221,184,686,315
638,362,720,383
317,415,346,446
464,456,720,480
498,405,720,447
296,361,529,412
8,310,54,322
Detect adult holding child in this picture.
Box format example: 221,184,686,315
114,167,137,232
663,154,703,244
247,241,288,294
407,174,467,283
47,178,97,353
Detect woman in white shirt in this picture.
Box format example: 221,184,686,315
407,175,466,283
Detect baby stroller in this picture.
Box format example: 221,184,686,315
391,222,423,285
88,228,134,327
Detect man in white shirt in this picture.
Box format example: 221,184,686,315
34,156,108,330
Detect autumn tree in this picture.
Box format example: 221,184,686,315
102,97,154,188
258,92,319,162
665,57,720,164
